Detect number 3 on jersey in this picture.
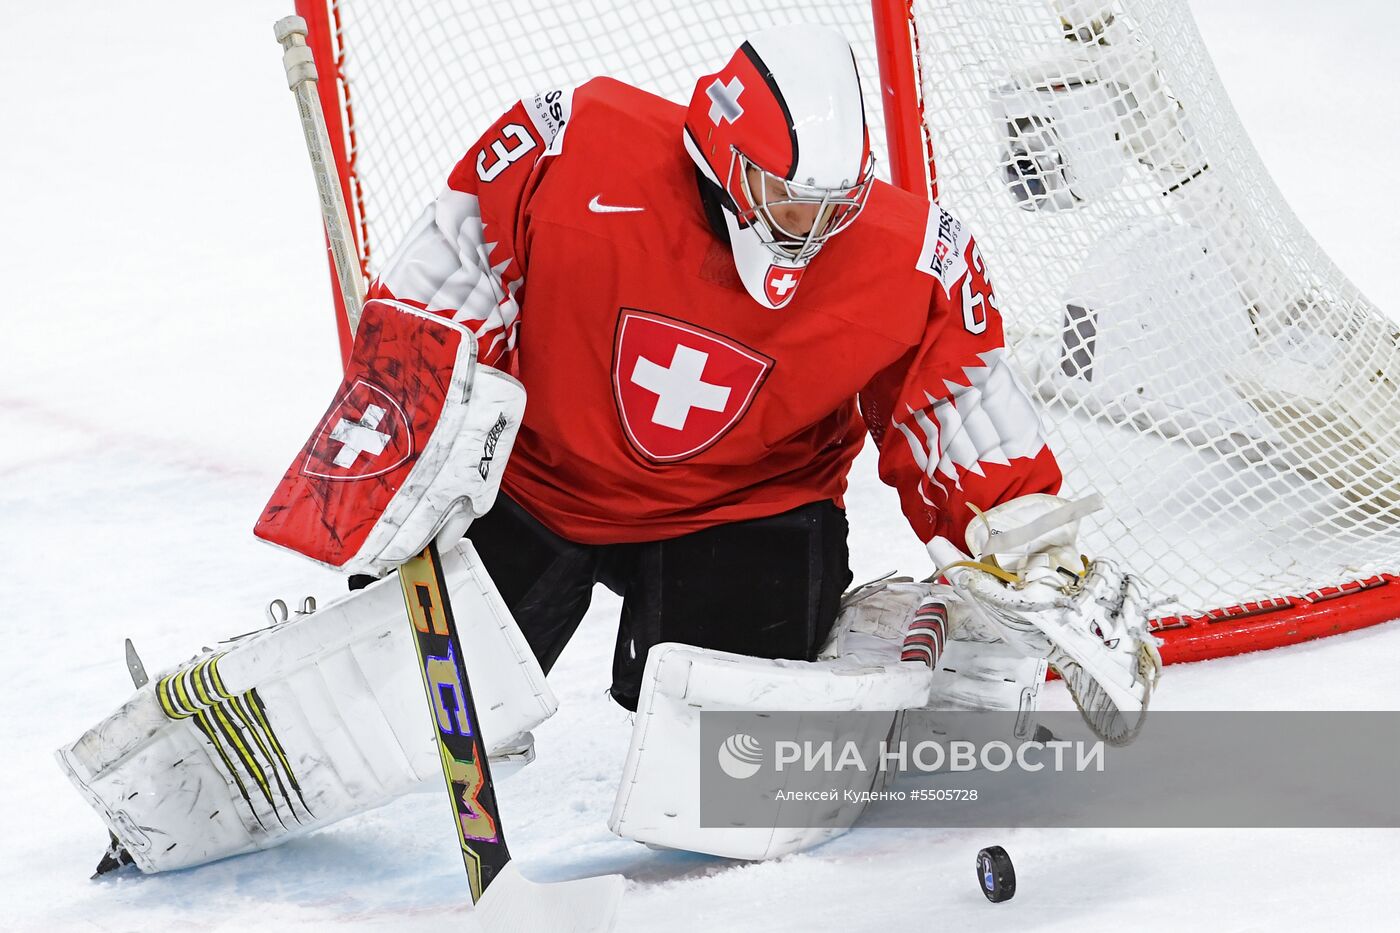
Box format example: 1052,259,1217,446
960,242,997,335
476,124,536,182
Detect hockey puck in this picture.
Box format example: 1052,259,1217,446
976,846,1015,902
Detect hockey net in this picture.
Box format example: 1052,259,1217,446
291,0,1400,662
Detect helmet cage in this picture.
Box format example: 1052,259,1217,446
726,146,875,264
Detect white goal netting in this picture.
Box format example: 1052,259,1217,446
313,0,1400,616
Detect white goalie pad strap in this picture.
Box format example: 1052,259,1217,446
55,540,555,873
357,362,526,576
608,639,932,861
924,636,1047,720
821,577,942,665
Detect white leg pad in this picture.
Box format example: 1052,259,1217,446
608,641,932,861
904,615,1049,749
55,539,555,873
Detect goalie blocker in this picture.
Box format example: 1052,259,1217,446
254,297,525,575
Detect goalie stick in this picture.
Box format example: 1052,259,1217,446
273,16,622,930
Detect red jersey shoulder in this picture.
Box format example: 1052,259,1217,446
551,77,686,178
859,179,936,239
443,81,585,194
570,76,679,122
523,77,678,163
800,180,937,346
519,78,701,245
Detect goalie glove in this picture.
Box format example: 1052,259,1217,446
930,493,1163,745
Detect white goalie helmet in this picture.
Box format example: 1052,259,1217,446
684,24,875,309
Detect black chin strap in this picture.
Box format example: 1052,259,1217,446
693,166,731,246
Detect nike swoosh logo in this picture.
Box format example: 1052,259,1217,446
589,195,645,214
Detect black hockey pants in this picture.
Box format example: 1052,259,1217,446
463,493,853,710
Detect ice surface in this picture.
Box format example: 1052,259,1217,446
1,1,1397,930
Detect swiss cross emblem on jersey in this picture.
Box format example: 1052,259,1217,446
302,380,413,480
612,309,774,462
763,264,805,308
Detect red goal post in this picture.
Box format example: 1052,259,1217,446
289,0,1400,667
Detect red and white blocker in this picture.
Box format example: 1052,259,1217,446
255,298,526,576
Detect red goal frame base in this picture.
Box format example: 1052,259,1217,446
1148,574,1400,665
1042,574,1400,679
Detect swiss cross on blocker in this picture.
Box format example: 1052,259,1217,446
330,405,390,467
256,299,467,571
613,309,773,462
303,380,413,480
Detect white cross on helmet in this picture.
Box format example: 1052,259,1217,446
706,76,745,124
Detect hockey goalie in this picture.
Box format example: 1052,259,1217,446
57,24,1160,872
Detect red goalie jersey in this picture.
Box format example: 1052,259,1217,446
368,78,1061,547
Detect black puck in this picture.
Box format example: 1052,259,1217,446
976,846,1015,902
